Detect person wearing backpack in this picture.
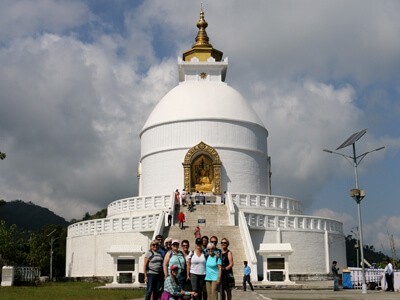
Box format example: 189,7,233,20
187,238,206,300
143,240,164,300
164,239,187,290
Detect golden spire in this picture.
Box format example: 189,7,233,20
182,7,223,62
193,7,211,48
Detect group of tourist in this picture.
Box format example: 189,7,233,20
143,234,235,300
175,188,200,208
174,189,226,208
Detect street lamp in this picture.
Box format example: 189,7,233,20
350,226,359,267
323,129,385,294
47,229,59,281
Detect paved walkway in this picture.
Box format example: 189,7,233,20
233,288,399,300
229,280,399,300
115,280,398,300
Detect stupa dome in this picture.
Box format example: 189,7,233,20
142,81,265,133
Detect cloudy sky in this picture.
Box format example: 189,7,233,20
0,0,399,255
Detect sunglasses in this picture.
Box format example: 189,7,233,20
172,243,179,246
211,241,217,243
207,248,214,251
151,244,158,246
221,242,227,244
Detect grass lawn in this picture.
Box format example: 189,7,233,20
0,282,146,300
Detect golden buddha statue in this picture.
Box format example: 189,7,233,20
195,168,213,192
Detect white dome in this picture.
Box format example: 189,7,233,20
142,81,265,133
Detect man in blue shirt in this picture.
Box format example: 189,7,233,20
243,261,254,291
332,260,339,291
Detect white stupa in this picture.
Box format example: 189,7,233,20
66,9,346,285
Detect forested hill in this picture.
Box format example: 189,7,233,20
0,199,68,231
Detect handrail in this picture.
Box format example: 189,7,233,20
153,191,175,239
225,192,236,225
152,210,165,240
238,211,257,281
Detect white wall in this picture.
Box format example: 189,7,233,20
249,228,346,277
328,232,347,271
66,231,152,277
140,120,269,196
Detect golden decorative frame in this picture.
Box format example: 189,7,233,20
182,141,221,194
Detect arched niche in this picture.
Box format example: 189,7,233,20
183,141,221,194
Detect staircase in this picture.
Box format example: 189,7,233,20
164,204,246,282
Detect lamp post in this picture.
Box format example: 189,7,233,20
351,226,359,267
323,129,384,294
47,229,59,281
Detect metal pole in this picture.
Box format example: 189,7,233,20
324,133,384,294
353,144,359,189
352,227,359,267
50,238,53,281
357,200,367,293
356,243,359,267
352,143,367,294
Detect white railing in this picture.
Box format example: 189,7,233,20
15,267,40,282
244,212,343,234
231,193,303,214
225,192,236,225
349,268,384,289
107,195,172,217
152,210,166,241
238,211,258,281
68,213,162,237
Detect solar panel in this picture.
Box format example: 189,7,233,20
336,129,367,150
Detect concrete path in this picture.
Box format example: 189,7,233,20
230,280,399,300
125,280,399,300
237,288,398,300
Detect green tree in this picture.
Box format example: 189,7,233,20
82,212,90,220
346,234,388,268
0,220,26,266
28,225,67,276
0,152,6,160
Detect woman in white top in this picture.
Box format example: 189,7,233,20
187,237,206,300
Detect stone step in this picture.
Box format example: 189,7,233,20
174,204,230,227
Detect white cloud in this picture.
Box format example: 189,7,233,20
0,0,89,42
0,31,176,220
311,208,400,256
0,0,400,234
364,216,400,255
249,79,362,203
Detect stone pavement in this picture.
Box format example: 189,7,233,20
229,280,399,300
122,280,399,300
233,288,399,300
133,288,398,300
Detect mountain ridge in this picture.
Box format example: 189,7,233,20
0,199,68,231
